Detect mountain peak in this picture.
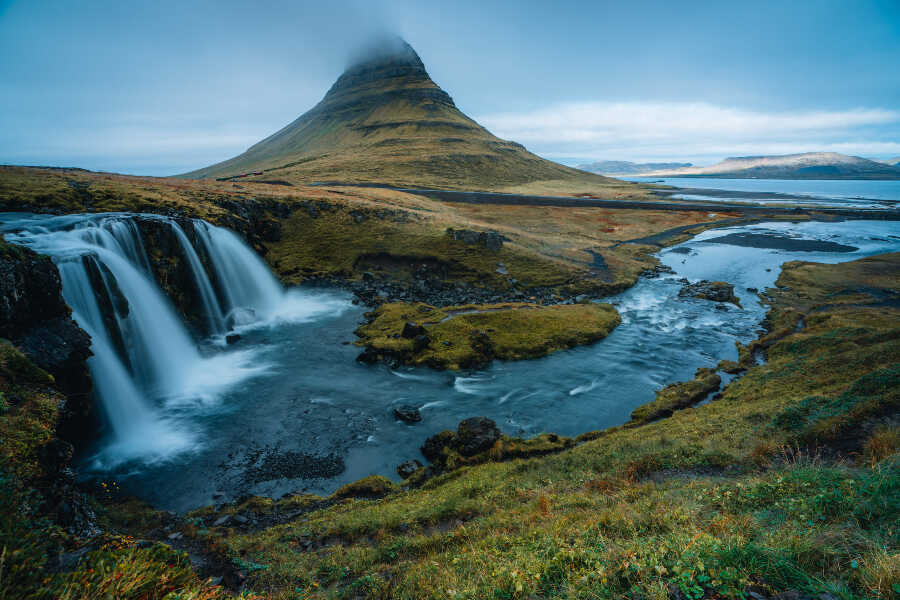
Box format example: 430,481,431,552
326,37,442,102
182,39,610,190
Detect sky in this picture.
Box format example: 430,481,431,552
1,0,899,175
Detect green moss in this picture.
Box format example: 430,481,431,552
332,475,397,500
630,367,722,424
355,301,621,370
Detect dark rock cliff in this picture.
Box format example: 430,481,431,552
0,240,95,444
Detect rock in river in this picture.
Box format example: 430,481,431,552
394,405,422,423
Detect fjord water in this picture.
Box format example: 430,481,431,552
2,212,899,511
625,177,900,207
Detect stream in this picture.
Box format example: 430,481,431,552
2,213,898,511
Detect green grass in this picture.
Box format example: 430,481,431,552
175,253,900,599
354,301,621,369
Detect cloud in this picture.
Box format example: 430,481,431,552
476,102,900,162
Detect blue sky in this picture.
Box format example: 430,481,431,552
1,0,898,174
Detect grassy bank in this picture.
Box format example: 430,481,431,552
175,252,899,599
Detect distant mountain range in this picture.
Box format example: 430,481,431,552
640,152,900,180
577,160,693,175
879,156,900,167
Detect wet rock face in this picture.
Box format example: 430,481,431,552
133,216,213,333
456,417,501,457
0,245,94,441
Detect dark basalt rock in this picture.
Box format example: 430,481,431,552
225,333,241,345
421,430,456,462
0,243,95,442
456,417,501,457
394,405,422,423
401,321,427,338
397,459,423,479
412,334,430,353
678,280,741,306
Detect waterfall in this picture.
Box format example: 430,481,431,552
193,221,284,327
0,212,296,464
169,222,227,335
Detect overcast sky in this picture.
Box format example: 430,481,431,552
1,0,898,174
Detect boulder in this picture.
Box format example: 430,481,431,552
678,280,741,306
394,405,422,423
421,430,456,462
225,333,242,345
396,460,423,478
456,417,501,457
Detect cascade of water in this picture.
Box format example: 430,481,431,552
193,221,284,325
168,222,227,335
0,212,297,463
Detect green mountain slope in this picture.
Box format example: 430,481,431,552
182,39,615,192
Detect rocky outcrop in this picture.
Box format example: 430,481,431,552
678,280,741,307
456,417,501,456
0,241,94,442
446,228,505,251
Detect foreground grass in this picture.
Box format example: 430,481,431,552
183,253,899,599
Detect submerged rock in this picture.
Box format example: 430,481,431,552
394,405,422,423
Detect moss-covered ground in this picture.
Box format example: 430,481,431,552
354,301,621,369
166,253,898,599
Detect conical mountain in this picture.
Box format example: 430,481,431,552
183,39,613,191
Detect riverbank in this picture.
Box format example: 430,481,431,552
72,250,900,600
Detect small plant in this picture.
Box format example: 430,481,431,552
863,427,899,464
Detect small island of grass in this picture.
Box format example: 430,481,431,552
355,301,621,370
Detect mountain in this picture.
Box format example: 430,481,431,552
878,156,900,167
644,152,900,180
577,160,692,175
183,39,617,192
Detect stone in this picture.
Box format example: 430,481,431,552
401,321,427,338
394,405,422,423
412,334,430,352
455,417,501,457
421,430,456,462
225,333,241,344
397,460,423,478
213,515,230,527
678,280,741,306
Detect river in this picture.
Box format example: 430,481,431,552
2,212,899,511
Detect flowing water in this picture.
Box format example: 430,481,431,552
2,212,899,511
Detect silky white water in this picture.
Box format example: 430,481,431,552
0,213,347,467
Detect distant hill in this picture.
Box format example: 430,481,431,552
878,156,900,167
182,39,621,194
577,160,693,176
644,152,900,180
